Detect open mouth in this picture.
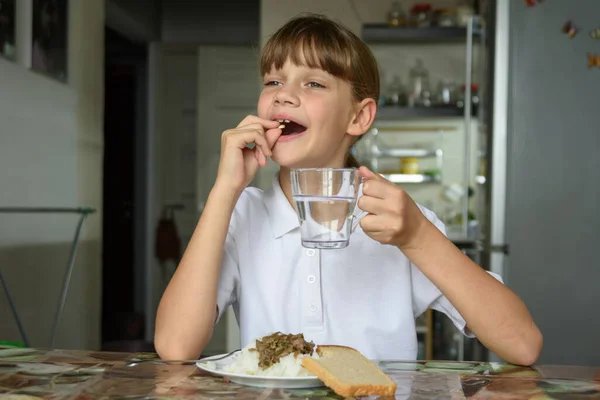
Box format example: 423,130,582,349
276,119,307,136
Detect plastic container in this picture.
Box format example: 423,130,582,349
408,59,431,107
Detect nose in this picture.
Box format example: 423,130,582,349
273,85,300,107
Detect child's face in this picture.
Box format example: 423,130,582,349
258,58,359,169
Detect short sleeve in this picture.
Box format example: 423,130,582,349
215,231,240,324
410,205,504,338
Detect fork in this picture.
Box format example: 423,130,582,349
126,348,241,367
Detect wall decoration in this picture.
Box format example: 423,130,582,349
588,53,600,69
590,28,600,40
562,21,579,38
0,0,15,60
524,0,544,7
31,0,68,81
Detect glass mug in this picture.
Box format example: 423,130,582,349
290,168,361,249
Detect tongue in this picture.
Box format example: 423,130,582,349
282,121,306,135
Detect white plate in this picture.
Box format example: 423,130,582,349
196,354,324,389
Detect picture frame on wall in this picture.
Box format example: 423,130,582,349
0,0,16,60
31,0,68,82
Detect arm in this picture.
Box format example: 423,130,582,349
154,185,238,360
357,166,542,366
154,116,281,360
403,221,543,366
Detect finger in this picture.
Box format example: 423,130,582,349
237,115,281,129
265,127,283,148
359,214,386,233
257,147,267,166
357,195,389,215
255,146,265,165
225,129,272,157
232,125,276,155
361,179,396,200
358,166,385,182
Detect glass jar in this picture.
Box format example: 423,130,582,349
435,9,458,27
386,75,408,106
410,3,433,27
386,1,407,27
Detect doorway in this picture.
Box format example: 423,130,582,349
102,27,150,352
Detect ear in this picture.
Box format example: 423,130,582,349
347,98,377,137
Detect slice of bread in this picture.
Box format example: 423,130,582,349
301,345,397,397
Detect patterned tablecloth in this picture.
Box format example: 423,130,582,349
0,347,598,399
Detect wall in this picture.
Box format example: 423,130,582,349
0,0,104,350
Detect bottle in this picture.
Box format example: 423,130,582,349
386,75,407,106
408,59,431,107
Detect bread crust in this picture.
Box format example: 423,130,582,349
302,345,397,397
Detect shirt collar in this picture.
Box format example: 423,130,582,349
263,172,300,238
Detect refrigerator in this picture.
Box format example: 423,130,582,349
478,0,600,366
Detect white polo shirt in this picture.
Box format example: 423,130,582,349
216,173,498,360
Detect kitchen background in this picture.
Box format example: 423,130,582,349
0,0,598,366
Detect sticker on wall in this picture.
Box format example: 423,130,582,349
588,53,600,69
524,0,544,6
562,21,579,38
590,28,600,40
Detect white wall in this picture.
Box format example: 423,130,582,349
0,0,104,350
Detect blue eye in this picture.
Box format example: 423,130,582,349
307,81,325,88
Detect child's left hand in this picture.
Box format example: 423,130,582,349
357,166,430,250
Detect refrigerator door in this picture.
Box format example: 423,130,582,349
503,0,600,365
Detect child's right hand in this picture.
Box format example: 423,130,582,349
215,115,282,194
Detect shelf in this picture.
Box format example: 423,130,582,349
381,173,441,184
376,148,440,158
377,106,464,120
362,24,481,44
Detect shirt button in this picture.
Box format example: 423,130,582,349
306,249,316,257
309,304,318,313
307,275,316,283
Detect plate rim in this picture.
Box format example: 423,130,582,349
196,353,322,382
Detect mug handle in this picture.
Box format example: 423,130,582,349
351,176,367,232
